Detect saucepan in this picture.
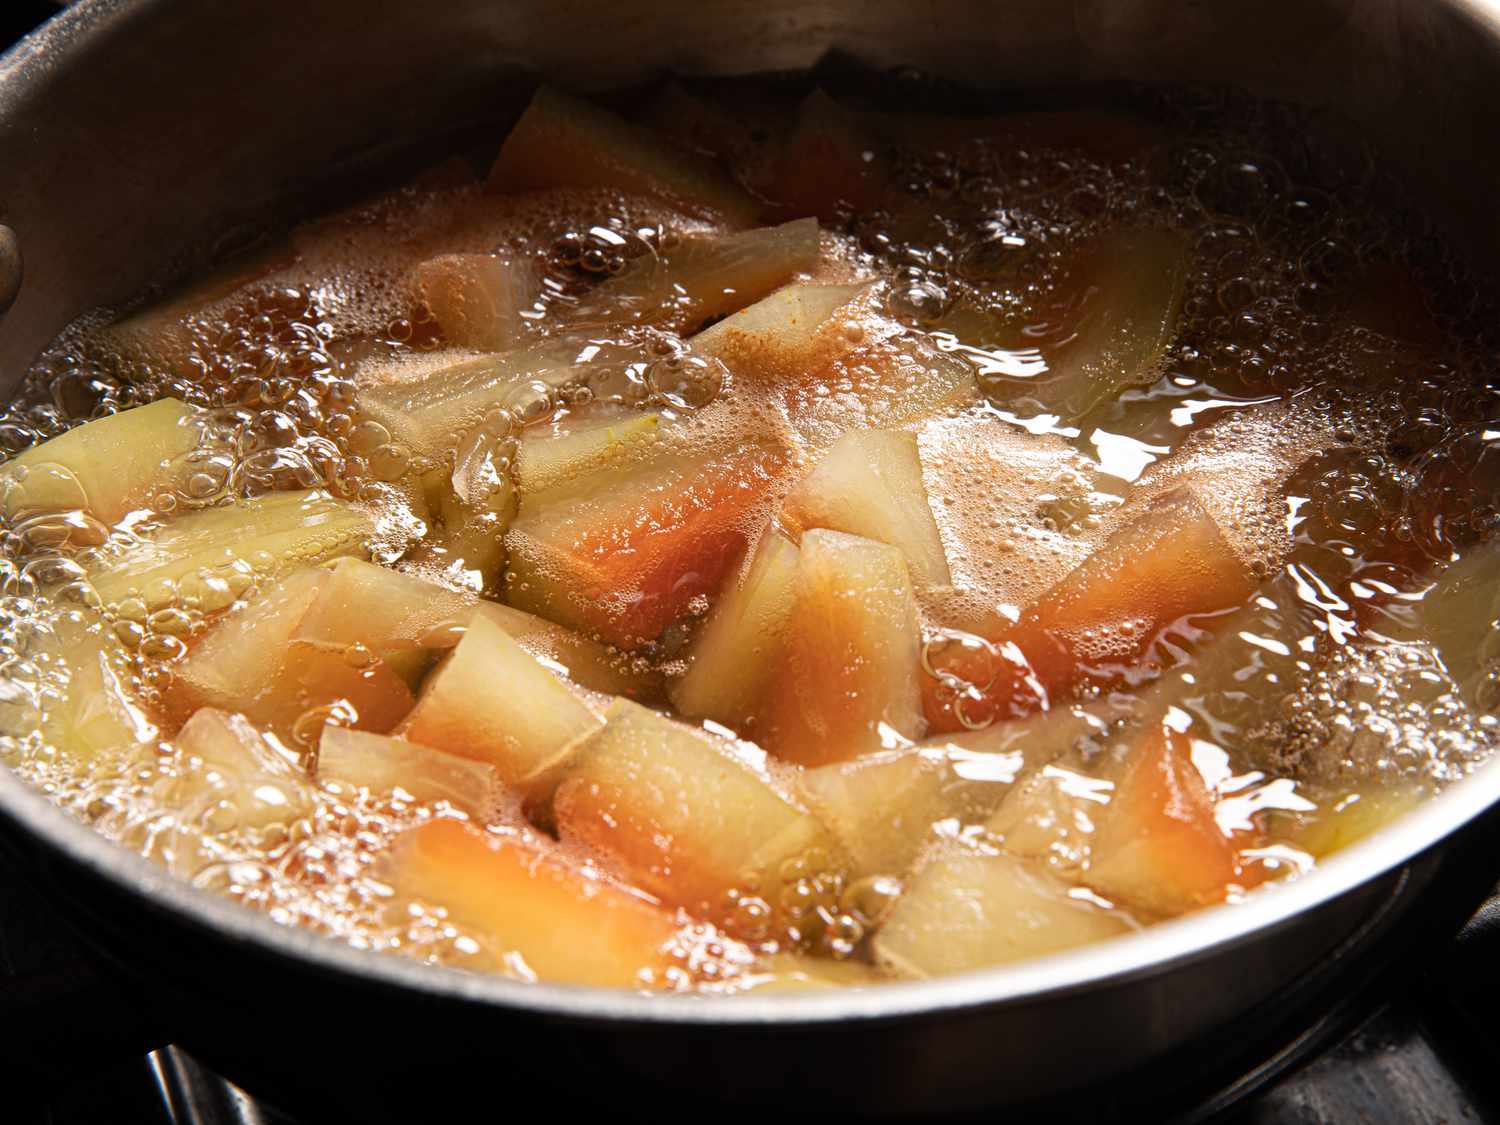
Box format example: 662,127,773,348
3,0,1500,1119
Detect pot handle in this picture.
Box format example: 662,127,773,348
0,867,168,1099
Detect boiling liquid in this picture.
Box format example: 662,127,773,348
0,79,1496,986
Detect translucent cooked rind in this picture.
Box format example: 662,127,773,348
817,332,979,430
872,843,1135,978
487,85,761,227
470,601,665,702
931,701,1114,763
400,612,603,796
505,440,788,651
670,529,800,728
761,529,925,765
34,633,158,761
1287,783,1426,859
783,428,950,587
175,707,314,830
413,252,539,351
173,568,417,738
985,761,1114,877
692,282,867,386
1044,226,1186,420
353,343,582,458
317,727,496,816
1015,488,1255,685
1085,723,1242,916
940,225,1186,423
89,490,373,612
514,411,661,497
386,819,684,988
1418,540,1500,713
701,289,976,430
924,486,1256,733
411,432,520,594
416,507,511,597
553,698,843,930
575,218,820,333
175,569,325,718
796,746,1015,879
292,558,476,654
1,399,199,526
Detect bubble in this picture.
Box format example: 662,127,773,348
0,80,1492,988
1195,155,1287,217
888,278,954,325
348,420,392,456
840,875,902,927
645,355,725,410
367,443,411,482
1409,426,1500,557
1300,236,1358,285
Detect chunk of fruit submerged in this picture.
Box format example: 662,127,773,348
699,284,978,430
35,633,158,760
471,601,665,702
176,707,313,830
413,252,539,352
1018,490,1255,681
925,488,1256,732
89,489,372,612
506,440,789,650
1086,720,1245,916
985,758,1113,877
1418,539,1500,713
573,218,820,333
401,612,603,799
670,528,800,729
797,745,1014,880
761,529,925,765
354,343,582,460
937,225,1186,424
1287,783,1426,859
692,282,867,387
782,428,950,587
514,410,661,496
553,699,842,938
801,703,1110,880
488,85,760,227
386,819,687,988
0,398,199,527
292,558,474,661
873,844,1136,978
173,567,416,740
317,727,496,817
413,429,519,595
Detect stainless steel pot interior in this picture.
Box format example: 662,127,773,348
0,0,1498,1062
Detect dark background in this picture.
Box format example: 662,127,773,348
3,4,58,45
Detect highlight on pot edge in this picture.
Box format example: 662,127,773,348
0,76,1495,993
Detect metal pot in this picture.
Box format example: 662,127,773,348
3,1,1500,1118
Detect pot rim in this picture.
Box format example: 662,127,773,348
3,0,1500,1030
